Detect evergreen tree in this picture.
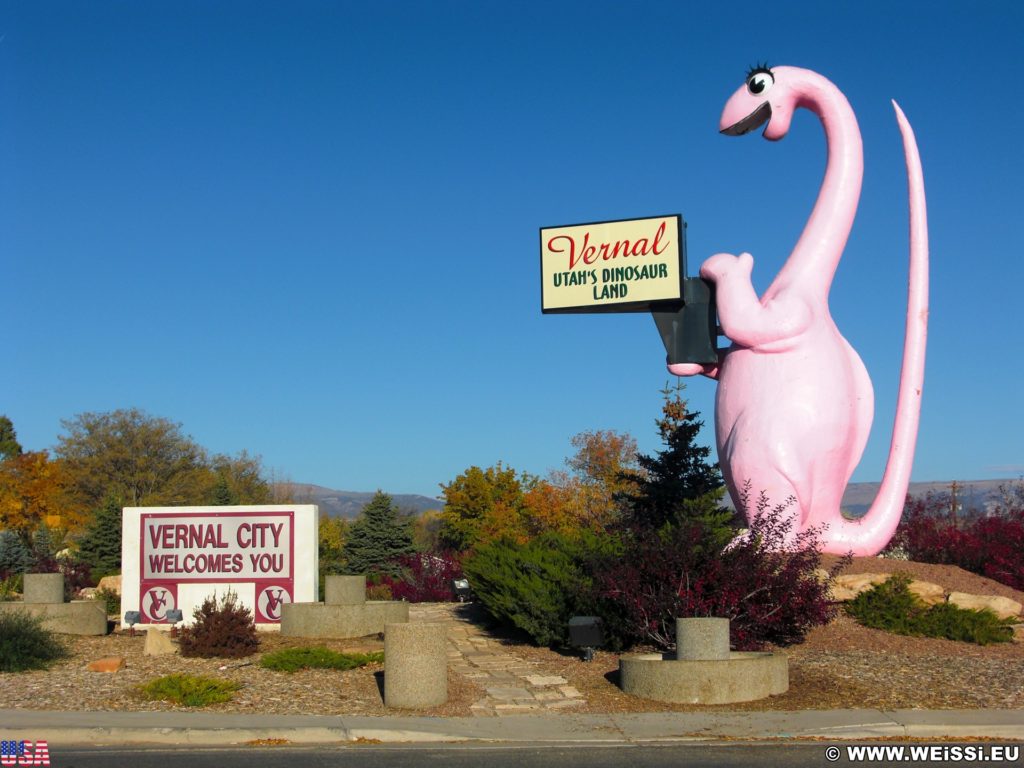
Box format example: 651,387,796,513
620,383,732,540
342,491,415,577
0,529,32,578
76,496,123,577
31,523,57,568
210,474,240,505
0,416,22,461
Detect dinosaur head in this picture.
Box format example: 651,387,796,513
720,65,812,142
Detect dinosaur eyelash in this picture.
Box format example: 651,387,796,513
746,63,773,80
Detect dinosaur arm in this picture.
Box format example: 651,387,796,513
702,252,814,348
667,360,720,380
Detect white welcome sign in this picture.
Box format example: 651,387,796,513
121,505,319,628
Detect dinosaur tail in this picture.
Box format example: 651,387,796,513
825,100,929,557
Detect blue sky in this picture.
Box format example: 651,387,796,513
3,1,1022,498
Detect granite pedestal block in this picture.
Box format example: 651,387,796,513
0,601,108,635
325,575,366,606
619,616,788,704
280,600,408,639
23,573,65,604
383,622,447,709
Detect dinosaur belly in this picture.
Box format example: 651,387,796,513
715,333,869,536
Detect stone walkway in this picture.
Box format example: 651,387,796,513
410,603,586,716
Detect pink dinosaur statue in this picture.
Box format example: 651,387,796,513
669,66,928,556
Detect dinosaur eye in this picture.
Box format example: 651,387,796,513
746,70,774,96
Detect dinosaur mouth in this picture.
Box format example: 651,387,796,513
721,102,772,136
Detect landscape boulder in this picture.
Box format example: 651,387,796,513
947,592,1023,621
830,573,891,601
87,657,126,673
144,627,178,656
829,573,947,606
96,575,122,596
907,580,946,606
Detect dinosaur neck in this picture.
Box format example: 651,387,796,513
768,81,863,302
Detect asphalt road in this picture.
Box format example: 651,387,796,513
48,742,1023,768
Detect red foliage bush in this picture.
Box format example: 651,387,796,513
382,552,464,602
178,590,260,659
893,487,1024,591
594,488,844,651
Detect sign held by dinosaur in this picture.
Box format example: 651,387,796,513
539,214,686,313
670,65,929,556
540,215,721,365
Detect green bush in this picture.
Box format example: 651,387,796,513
0,610,69,672
94,587,120,615
259,647,384,673
845,573,922,636
462,530,622,647
178,590,260,658
139,674,241,707
846,573,1014,645
366,582,392,601
0,574,22,601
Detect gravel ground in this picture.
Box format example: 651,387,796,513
1,559,1021,716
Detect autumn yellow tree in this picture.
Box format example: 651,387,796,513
561,429,641,528
521,480,580,537
56,408,269,510
517,430,642,539
206,450,272,505
411,509,444,552
319,514,349,573
0,451,84,537
439,464,534,550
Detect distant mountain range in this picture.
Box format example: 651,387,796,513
722,478,1018,517
278,478,1019,520
274,483,442,519
837,479,1016,517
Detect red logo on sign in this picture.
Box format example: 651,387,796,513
258,585,291,621
142,587,176,622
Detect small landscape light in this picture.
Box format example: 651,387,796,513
451,578,471,602
165,609,184,637
568,616,604,662
124,610,141,637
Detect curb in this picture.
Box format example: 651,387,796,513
2,709,1022,746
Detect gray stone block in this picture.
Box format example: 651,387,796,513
23,573,65,604
384,622,447,709
325,575,366,606
279,600,408,638
0,602,107,635
676,617,730,660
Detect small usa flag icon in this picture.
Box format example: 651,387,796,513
0,741,22,764
0,740,49,766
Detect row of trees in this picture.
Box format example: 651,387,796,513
2,385,841,655
321,383,835,653
436,383,729,553
0,409,273,580
431,384,837,652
